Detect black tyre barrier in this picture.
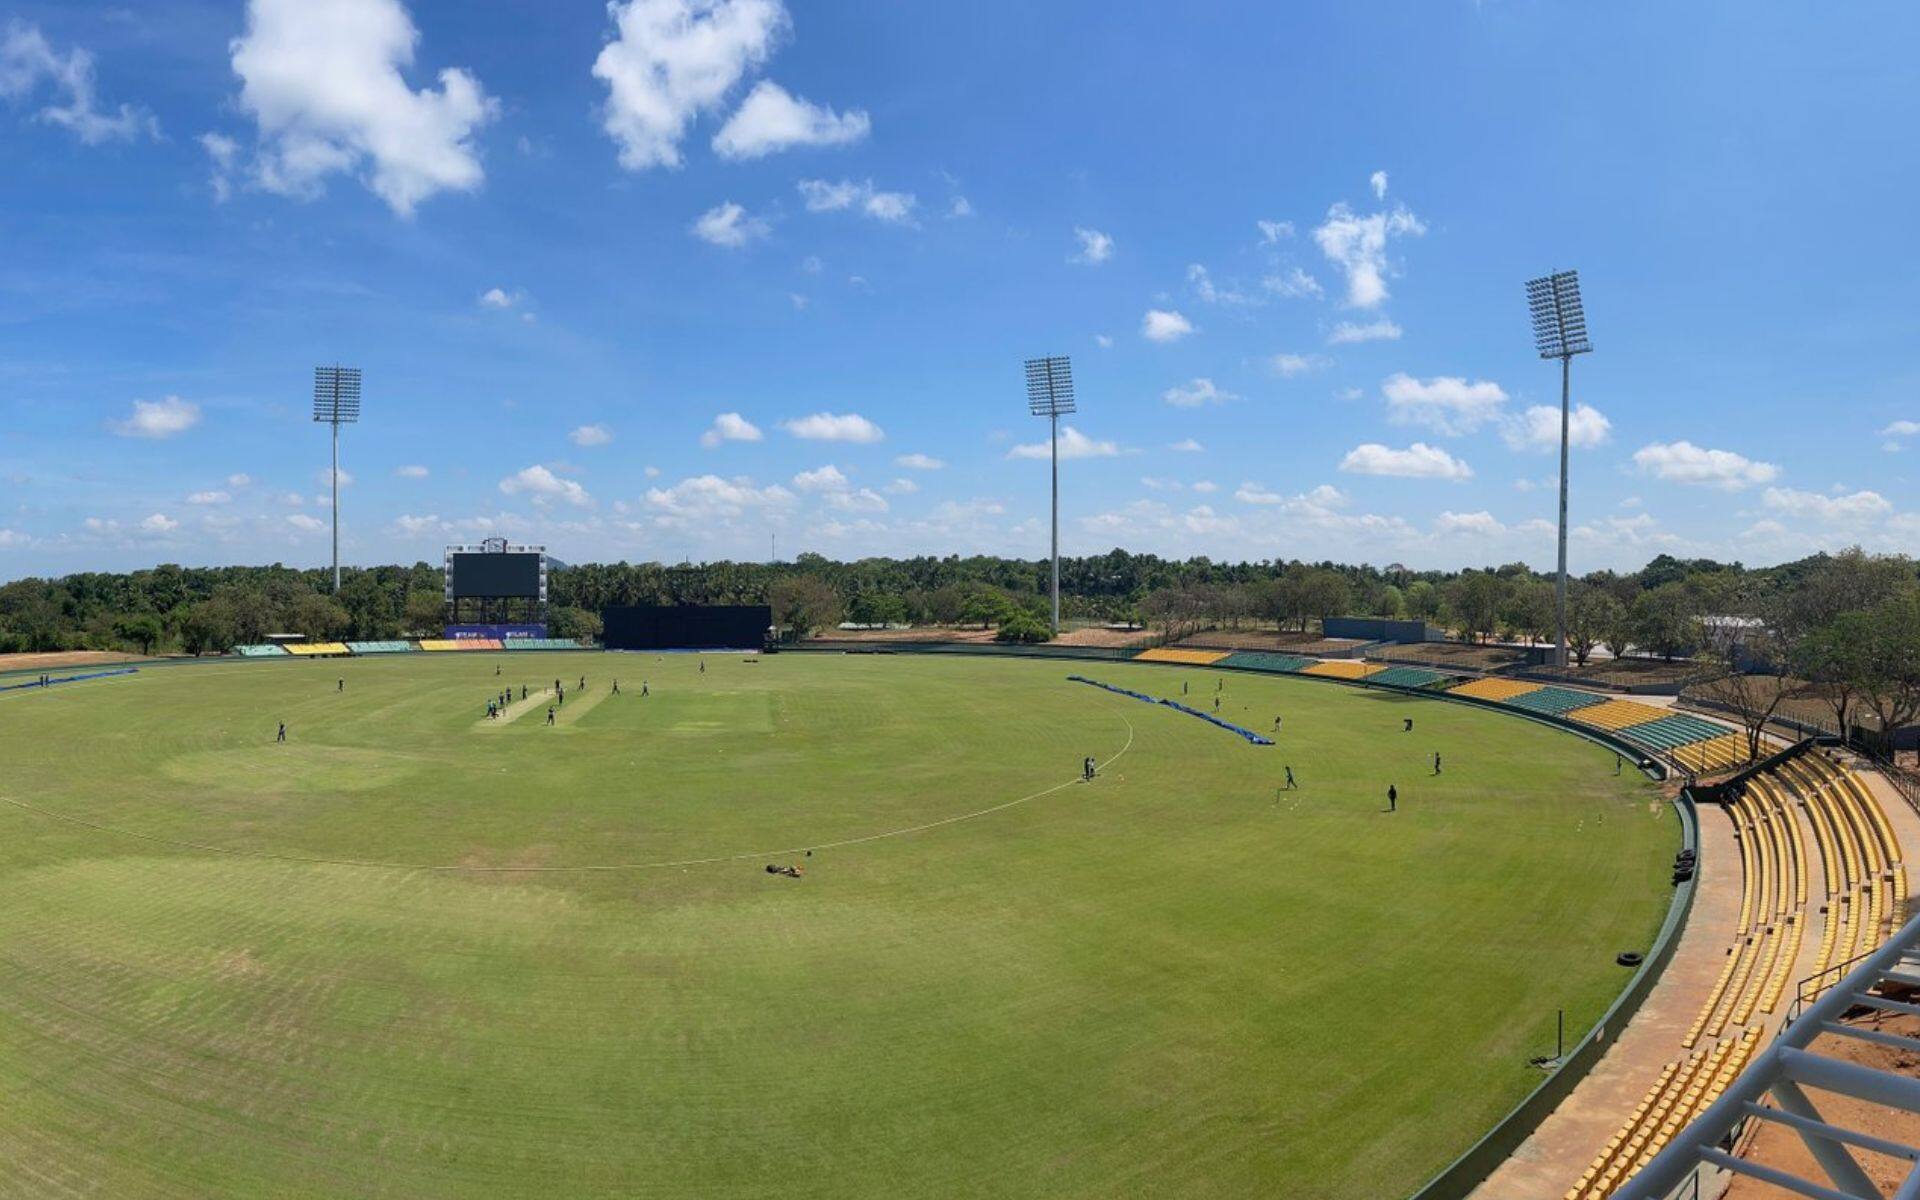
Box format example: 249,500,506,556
1616,951,1645,967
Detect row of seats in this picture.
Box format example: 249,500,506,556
1616,714,1730,754
1132,647,1231,666
1576,751,1911,1198
1215,651,1313,673
1364,665,1456,689
1501,685,1610,716
1446,676,1544,702
1670,734,1749,774
236,639,583,656
283,642,351,657
1567,1028,1761,1200
1300,659,1381,680
1568,698,1671,731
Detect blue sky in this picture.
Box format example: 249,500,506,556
1,1,1915,580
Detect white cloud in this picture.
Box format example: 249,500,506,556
1502,402,1613,452
499,464,591,506
200,132,240,199
316,467,354,488
395,464,429,478
1191,479,1218,493
1141,309,1194,343
700,411,763,447
1880,419,1919,450
0,528,28,549
644,473,794,522
1761,487,1893,522
1256,219,1294,244
1234,482,1347,513
882,477,918,495
1433,510,1505,536
286,513,325,532
691,200,770,247
780,411,884,442
226,473,252,488
1071,227,1114,265
0,22,158,145
1382,373,1508,435
110,396,201,439
1269,353,1328,378
1187,263,1253,306
1093,333,1114,349
1312,202,1425,308
593,0,785,171
1369,169,1388,200
947,196,972,218
1339,442,1473,480
827,487,888,513
1632,441,1780,490
712,79,867,158
186,490,232,506
1008,425,1122,460
895,452,944,470
394,513,442,534
797,178,916,223
570,423,614,447
478,286,520,309
1262,267,1323,299
1327,318,1401,344
139,513,179,534
227,0,499,216
1169,438,1205,454
1161,377,1238,407
792,464,848,492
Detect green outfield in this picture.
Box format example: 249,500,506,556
0,652,1676,1199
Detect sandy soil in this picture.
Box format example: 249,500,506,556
0,650,147,673
1050,626,1155,648
1723,1010,1920,1198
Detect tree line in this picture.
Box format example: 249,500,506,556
2,549,1915,707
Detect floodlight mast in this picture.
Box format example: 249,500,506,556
1524,271,1592,669
312,365,362,594
1024,356,1076,637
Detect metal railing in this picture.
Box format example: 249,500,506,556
1615,908,1920,1200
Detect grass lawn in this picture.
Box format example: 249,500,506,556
0,651,1676,1199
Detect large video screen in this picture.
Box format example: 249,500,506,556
602,605,771,650
450,552,541,598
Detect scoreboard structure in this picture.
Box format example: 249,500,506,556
601,605,772,651
443,538,548,637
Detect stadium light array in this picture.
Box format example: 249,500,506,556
313,365,362,594
1024,355,1076,637
1523,271,1592,670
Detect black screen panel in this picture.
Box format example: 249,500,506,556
451,552,541,598
601,606,771,650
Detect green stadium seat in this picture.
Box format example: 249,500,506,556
1217,651,1314,673
1617,713,1727,752
1501,686,1610,716
1364,665,1456,689
345,641,413,654
502,638,586,651
232,644,288,657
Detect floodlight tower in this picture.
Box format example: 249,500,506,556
1024,355,1076,637
312,365,362,594
1524,271,1592,669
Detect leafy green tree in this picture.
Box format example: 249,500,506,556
769,575,841,639
113,613,164,655
1631,583,1701,662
